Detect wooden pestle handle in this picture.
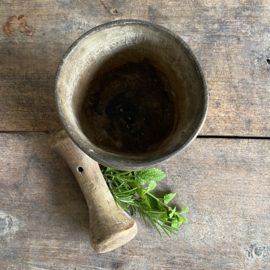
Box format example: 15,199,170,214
48,129,137,253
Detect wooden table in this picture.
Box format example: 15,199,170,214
1,1,270,269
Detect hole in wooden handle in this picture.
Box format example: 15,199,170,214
48,128,137,253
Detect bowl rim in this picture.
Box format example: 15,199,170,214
55,19,208,170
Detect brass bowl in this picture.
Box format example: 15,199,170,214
55,20,208,170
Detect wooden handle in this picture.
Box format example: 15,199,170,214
48,129,137,253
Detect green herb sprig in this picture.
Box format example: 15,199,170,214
101,166,189,237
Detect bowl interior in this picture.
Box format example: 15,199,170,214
56,21,207,170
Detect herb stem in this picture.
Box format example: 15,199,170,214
100,166,188,237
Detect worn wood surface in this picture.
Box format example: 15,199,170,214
1,0,270,269
0,133,270,269
0,0,270,135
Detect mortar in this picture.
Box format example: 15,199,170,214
49,20,208,253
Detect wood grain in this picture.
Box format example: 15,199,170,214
0,133,269,269
1,0,270,268
0,0,270,135
48,129,137,253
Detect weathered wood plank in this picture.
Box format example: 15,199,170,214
0,0,270,135
0,133,269,269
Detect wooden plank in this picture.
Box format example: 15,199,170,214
0,133,269,269
0,0,270,135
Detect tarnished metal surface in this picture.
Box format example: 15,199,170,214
55,20,208,170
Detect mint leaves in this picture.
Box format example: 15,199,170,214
101,166,189,237
135,168,166,185
147,181,157,192
164,192,176,204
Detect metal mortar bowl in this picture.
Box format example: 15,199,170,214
55,20,208,171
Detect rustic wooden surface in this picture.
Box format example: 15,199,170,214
0,0,270,135
1,0,270,269
0,133,270,269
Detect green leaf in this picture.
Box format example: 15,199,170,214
145,194,160,210
131,205,137,216
164,192,176,204
100,165,188,237
171,218,180,228
181,216,188,223
135,168,166,185
179,206,189,214
177,216,183,224
160,212,168,221
105,167,112,173
169,207,176,218
147,181,157,192
129,180,151,208
145,193,161,210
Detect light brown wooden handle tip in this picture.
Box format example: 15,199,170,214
48,129,137,253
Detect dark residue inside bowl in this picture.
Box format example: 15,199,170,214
80,59,176,154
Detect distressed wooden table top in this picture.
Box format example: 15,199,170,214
0,0,270,269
